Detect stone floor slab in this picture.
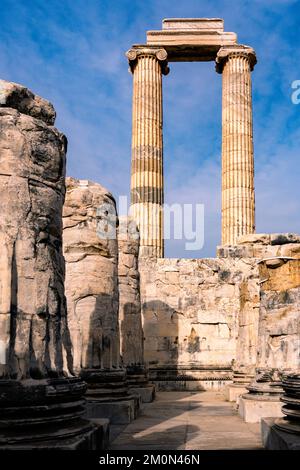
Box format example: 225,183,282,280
110,391,263,450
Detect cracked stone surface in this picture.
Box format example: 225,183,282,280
0,79,56,125
139,257,260,375
0,88,70,379
139,236,300,383
63,177,120,373
256,258,300,371
118,216,144,367
110,391,262,450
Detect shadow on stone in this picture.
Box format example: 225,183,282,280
80,293,140,425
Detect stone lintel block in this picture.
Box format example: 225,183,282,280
225,384,249,402
162,18,225,31
145,31,237,62
261,418,300,450
145,18,237,62
85,398,138,425
238,396,283,423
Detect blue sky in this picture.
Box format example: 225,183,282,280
1,0,300,257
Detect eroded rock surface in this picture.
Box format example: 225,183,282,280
118,216,143,367
0,95,69,380
63,177,120,373
0,79,56,125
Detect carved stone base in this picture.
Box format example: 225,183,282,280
276,373,300,428
0,377,108,450
85,398,138,424
126,365,148,387
239,395,283,423
226,384,248,403
126,365,156,403
129,385,156,403
262,418,300,450
239,368,284,422
261,372,300,447
226,370,254,402
81,369,141,424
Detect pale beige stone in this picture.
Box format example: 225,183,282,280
256,259,300,371
239,397,283,423
147,18,237,62
162,18,225,31
216,45,256,245
0,87,69,379
127,47,167,258
0,79,56,125
118,216,144,367
140,257,259,372
63,177,120,373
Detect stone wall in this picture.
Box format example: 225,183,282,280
257,257,300,372
139,257,259,388
140,234,300,389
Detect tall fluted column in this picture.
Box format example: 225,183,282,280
216,45,257,245
126,46,169,258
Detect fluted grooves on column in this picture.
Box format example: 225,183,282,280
217,47,256,245
127,47,167,258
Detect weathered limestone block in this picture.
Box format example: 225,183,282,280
140,235,300,392
0,82,104,449
0,79,56,125
63,178,120,373
118,216,143,367
140,257,259,389
227,276,260,402
63,179,140,423
118,216,155,402
0,90,68,380
218,233,300,259
220,234,300,402
240,246,300,422
256,259,300,371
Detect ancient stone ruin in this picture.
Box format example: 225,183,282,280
118,216,155,402
0,17,299,451
63,178,141,424
0,80,108,449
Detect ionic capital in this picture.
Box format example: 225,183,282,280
216,45,257,73
126,46,169,75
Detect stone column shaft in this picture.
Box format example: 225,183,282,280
217,46,256,245
0,80,103,450
126,47,168,258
